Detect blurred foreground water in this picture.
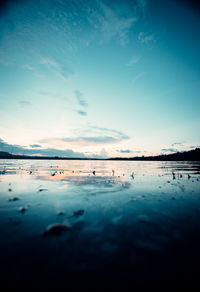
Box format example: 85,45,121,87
0,159,200,290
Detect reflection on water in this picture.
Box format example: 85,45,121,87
0,159,200,289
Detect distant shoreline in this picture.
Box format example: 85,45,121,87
0,148,199,161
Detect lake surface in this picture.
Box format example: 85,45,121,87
0,159,200,290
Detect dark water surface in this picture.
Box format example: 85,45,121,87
0,160,200,290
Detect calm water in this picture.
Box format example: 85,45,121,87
0,159,200,290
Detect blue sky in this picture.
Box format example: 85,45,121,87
0,0,199,157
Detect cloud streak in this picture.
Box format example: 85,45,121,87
39,125,130,147
171,142,185,147
87,0,146,45
19,100,32,107
74,110,87,116
117,149,132,153
132,71,145,84
138,32,155,45
74,90,88,108
161,148,177,153
127,56,141,67
40,57,74,81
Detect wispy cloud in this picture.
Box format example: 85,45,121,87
19,100,32,107
161,143,198,153
189,145,198,149
74,110,87,116
132,71,145,84
30,144,41,148
171,142,185,147
161,148,177,153
39,125,129,147
39,90,87,116
88,1,140,45
117,149,132,153
73,90,88,116
85,125,129,140
22,65,35,71
40,136,124,147
40,57,74,81
100,3,136,45
0,0,148,72
138,32,155,45
74,90,88,108
40,57,58,67
136,0,147,17
127,56,141,67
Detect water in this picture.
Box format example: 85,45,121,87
0,159,200,290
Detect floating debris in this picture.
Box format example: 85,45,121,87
43,223,70,237
8,197,19,201
19,207,27,213
171,197,176,200
38,188,48,192
58,211,64,216
68,209,85,219
72,209,84,217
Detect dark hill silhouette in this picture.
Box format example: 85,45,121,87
108,148,200,161
0,151,13,158
0,148,199,161
0,151,90,160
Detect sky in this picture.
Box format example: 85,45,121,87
0,0,200,158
